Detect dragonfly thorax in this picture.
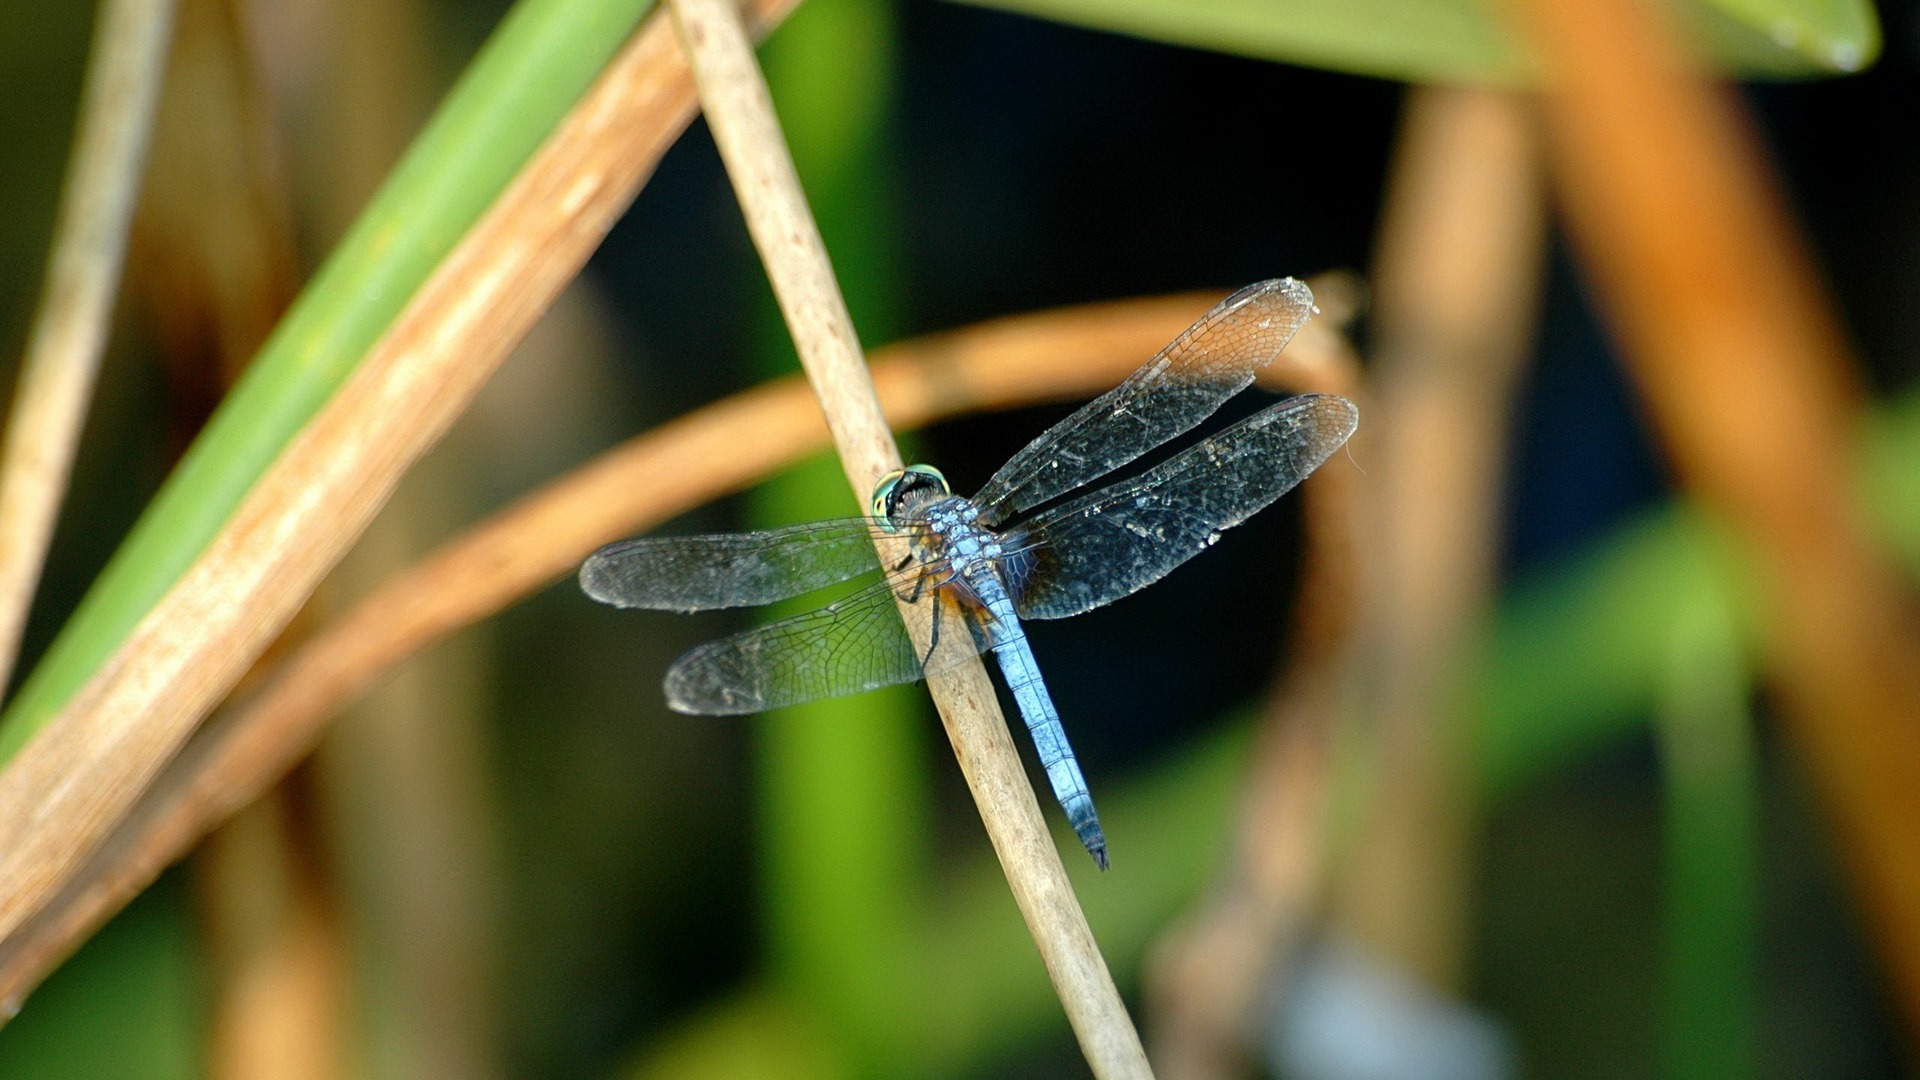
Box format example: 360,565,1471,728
919,496,981,533
920,497,1009,577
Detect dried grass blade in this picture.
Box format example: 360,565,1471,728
0,0,178,691
0,0,799,976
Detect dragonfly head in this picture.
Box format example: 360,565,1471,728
870,464,951,529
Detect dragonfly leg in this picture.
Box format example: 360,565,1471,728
921,595,943,670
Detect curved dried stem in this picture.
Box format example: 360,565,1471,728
133,0,325,1069
0,285,1355,1020
0,0,178,692
1329,83,1545,990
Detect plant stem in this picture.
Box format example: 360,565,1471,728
666,0,1150,1072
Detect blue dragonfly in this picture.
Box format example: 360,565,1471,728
580,279,1357,869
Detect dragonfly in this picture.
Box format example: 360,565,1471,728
580,278,1358,870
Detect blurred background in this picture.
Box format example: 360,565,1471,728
0,0,1915,1076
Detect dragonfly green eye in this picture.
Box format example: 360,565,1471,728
870,464,949,529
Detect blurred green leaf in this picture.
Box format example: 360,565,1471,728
1864,391,1920,572
1655,589,1759,1080
1473,505,1758,800
624,987,849,1080
1688,0,1879,75
0,878,203,1080
753,1,923,1073
1476,386,1920,802
960,0,1520,83
947,0,1879,83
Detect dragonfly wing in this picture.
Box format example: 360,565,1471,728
1009,394,1357,621
580,518,902,612
664,574,992,714
972,279,1317,524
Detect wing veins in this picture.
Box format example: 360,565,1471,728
579,517,925,612
1010,394,1357,621
662,560,992,714
973,278,1316,523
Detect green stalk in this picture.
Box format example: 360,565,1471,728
1475,392,1920,800
748,0,923,1074
1655,585,1759,1080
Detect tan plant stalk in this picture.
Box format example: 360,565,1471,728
1148,86,1544,1079
0,0,179,692
1330,83,1545,989
1145,274,1363,1080
132,0,329,1069
199,797,346,1080
666,0,1149,1071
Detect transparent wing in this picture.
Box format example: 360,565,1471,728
663,574,994,714
579,518,914,613
972,278,1317,525
1008,394,1357,621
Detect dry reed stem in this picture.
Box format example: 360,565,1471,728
1146,282,1363,1080
0,0,178,692
1148,87,1543,1079
198,794,347,1080
0,0,801,995
294,0,508,1071
1510,0,1920,1036
1330,84,1545,991
0,289,1355,1007
130,0,301,392
668,0,1147,1071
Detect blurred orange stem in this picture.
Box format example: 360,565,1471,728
1510,0,1920,1042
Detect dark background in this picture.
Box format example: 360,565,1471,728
0,0,1913,1075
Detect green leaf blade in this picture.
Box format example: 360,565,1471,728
949,0,1881,83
